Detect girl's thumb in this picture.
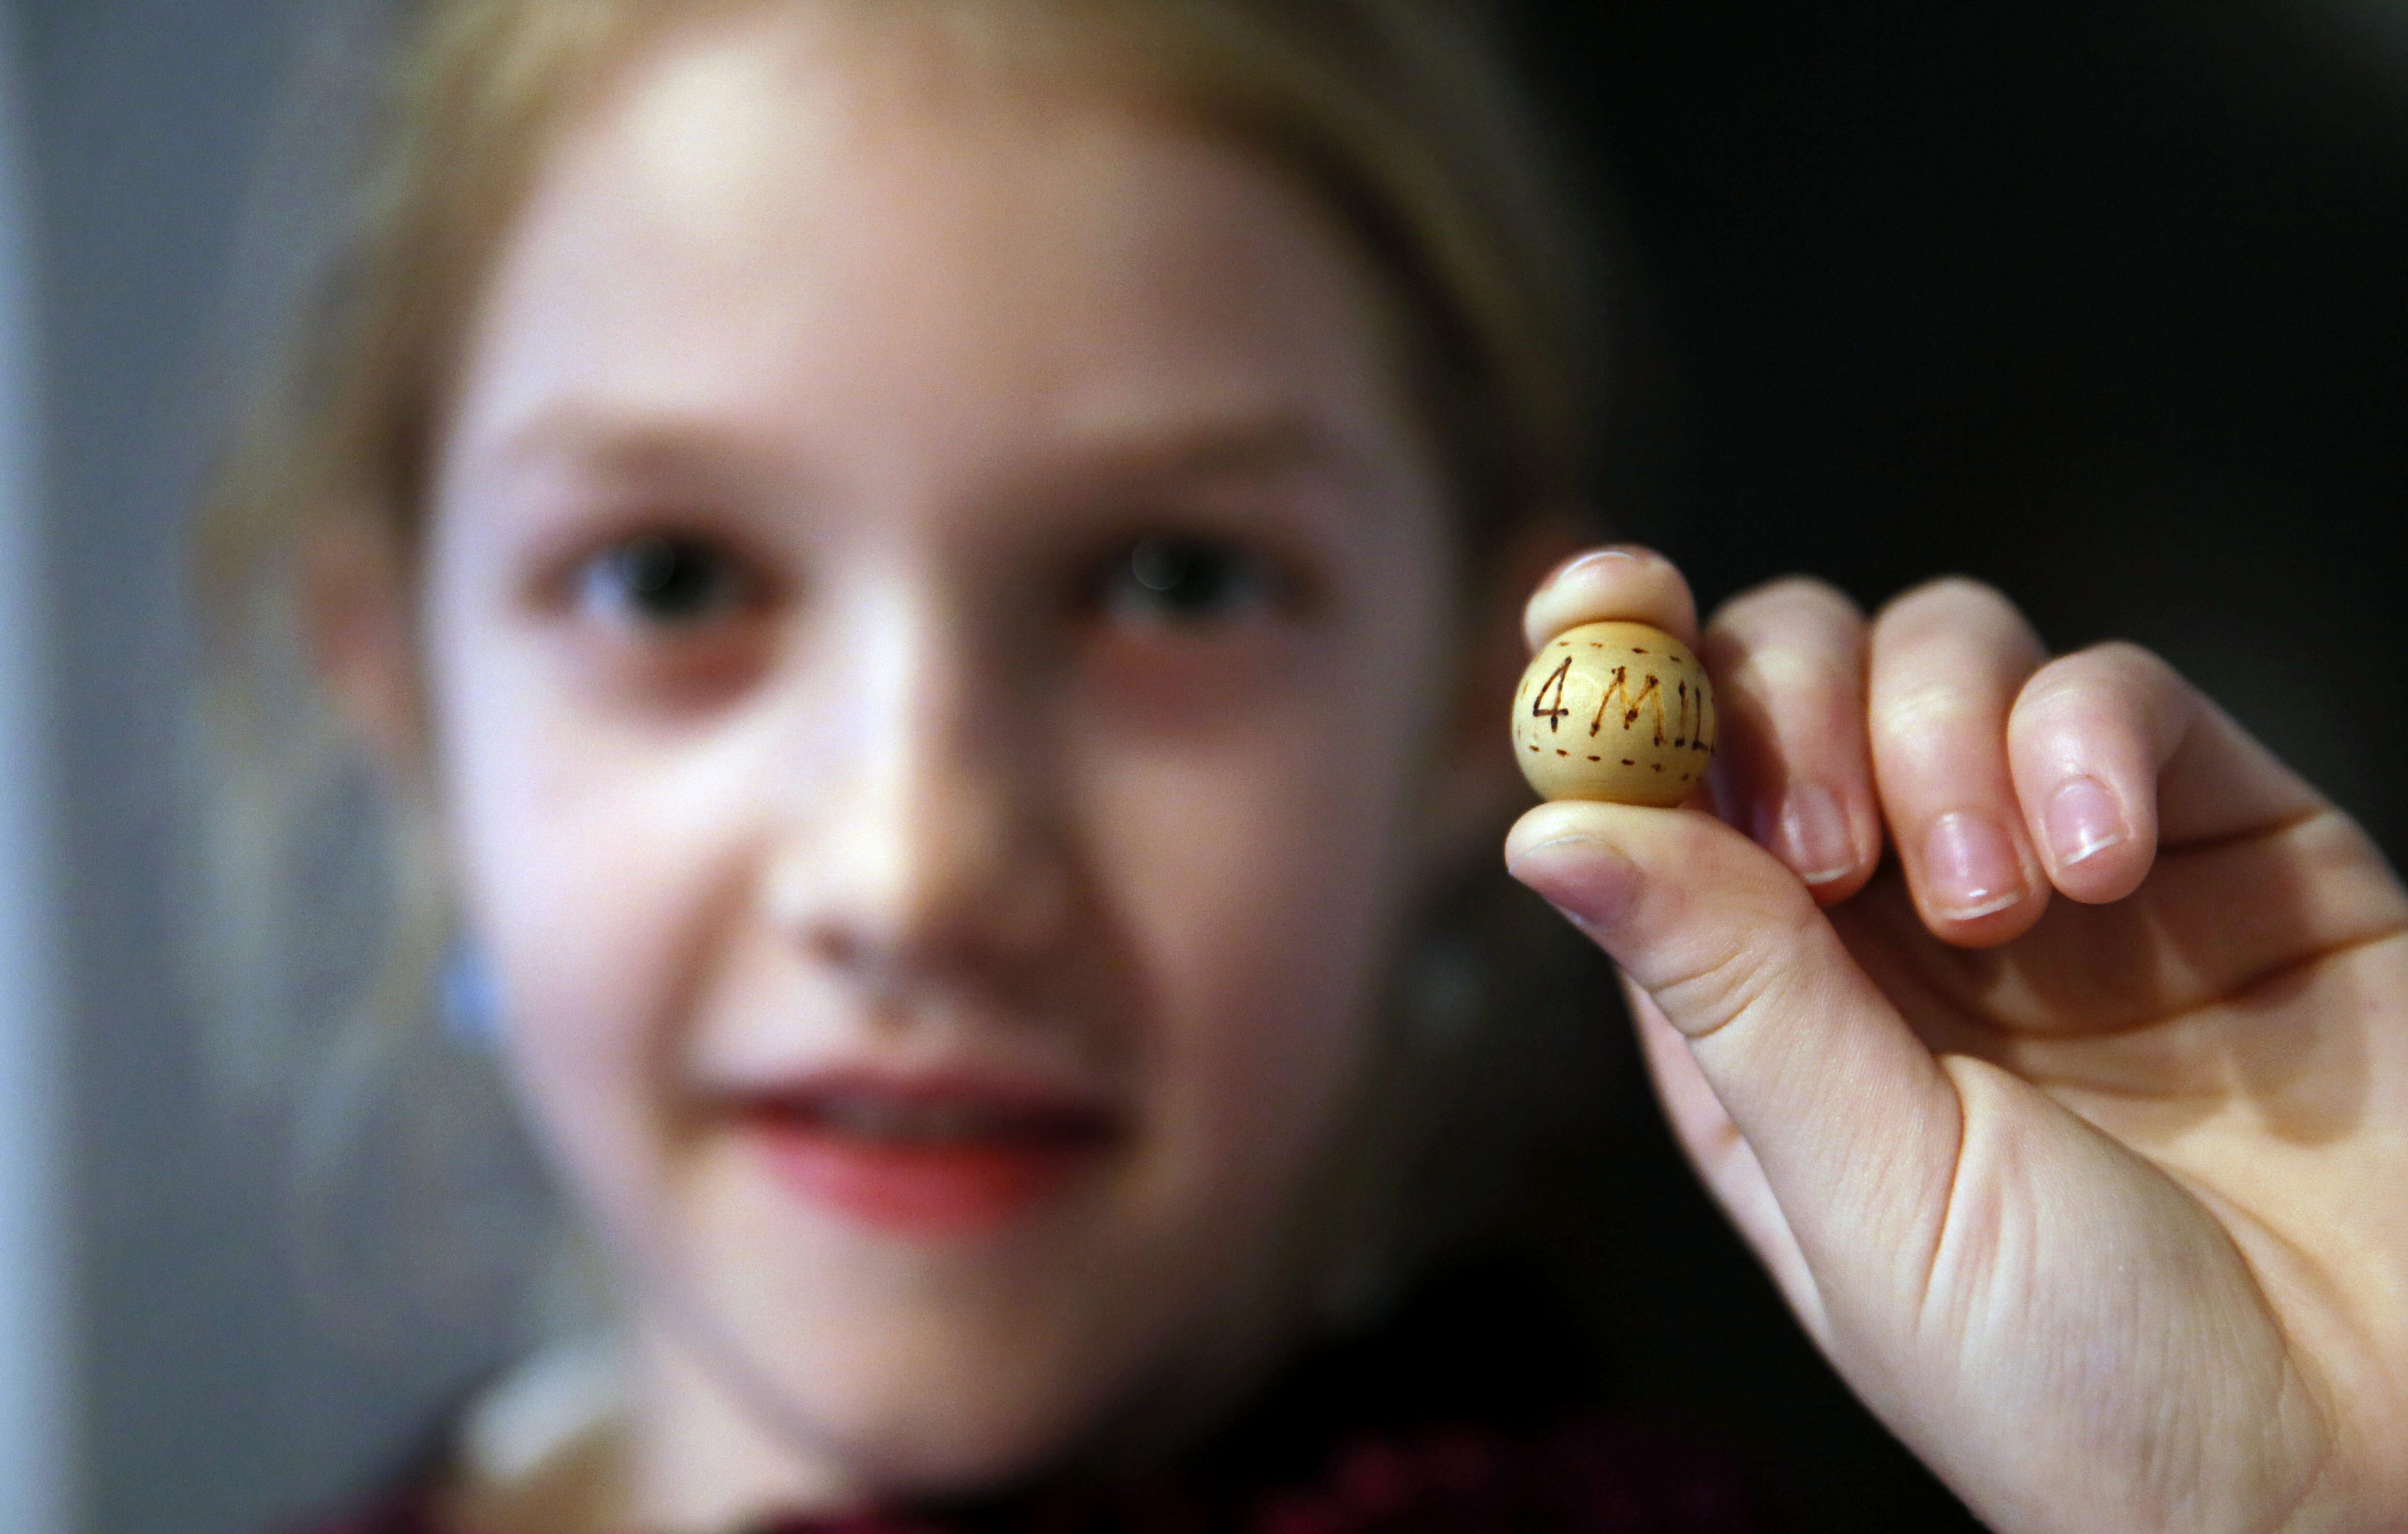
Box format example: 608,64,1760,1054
1505,802,1964,1296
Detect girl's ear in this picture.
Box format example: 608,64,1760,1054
1422,512,1591,866
302,516,430,785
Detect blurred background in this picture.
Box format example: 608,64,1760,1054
2,0,2403,1530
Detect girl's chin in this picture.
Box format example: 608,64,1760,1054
650,1284,1151,1506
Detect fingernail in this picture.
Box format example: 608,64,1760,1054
1923,811,2027,921
2044,775,2126,867
1757,781,1857,886
1542,547,1646,589
1506,834,1642,935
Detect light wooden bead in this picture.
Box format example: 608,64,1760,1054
1510,621,1717,807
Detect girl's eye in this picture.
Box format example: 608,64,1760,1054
577,533,747,625
1099,535,1277,625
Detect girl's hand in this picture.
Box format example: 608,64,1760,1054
1505,548,2408,1533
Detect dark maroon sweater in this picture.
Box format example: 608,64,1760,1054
299,1263,1775,1534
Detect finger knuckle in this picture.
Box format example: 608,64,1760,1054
1871,580,2047,681
1875,573,2008,629
1719,574,1864,630
2077,639,2177,691
1873,680,1989,741
1654,941,1778,1044
1728,642,1853,709
2015,642,2182,728
1652,902,1820,1045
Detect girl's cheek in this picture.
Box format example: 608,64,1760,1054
1075,629,1306,737
1078,699,1406,1183
436,623,736,1230
469,789,671,1225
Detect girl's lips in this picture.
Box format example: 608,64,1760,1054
723,1072,1126,1237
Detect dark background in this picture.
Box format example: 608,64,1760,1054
1518,0,2407,855
20,0,2405,1529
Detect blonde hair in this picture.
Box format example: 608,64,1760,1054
191,0,1607,1345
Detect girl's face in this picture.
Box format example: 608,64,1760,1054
408,2,1491,1510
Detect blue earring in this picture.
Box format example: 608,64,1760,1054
440,933,505,1051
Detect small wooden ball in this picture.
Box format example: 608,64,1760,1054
1510,621,1717,807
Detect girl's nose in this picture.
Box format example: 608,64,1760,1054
764,617,1073,993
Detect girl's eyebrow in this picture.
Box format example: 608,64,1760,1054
470,400,799,491
469,396,1398,505
1054,410,1388,496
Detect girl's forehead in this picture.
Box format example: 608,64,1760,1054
442,6,1426,508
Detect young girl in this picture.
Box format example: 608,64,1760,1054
197,1,2408,1530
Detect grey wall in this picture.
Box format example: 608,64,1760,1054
0,3,71,1529
22,3,497,1530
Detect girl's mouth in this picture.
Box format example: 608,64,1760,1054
725,1073,1127,1237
